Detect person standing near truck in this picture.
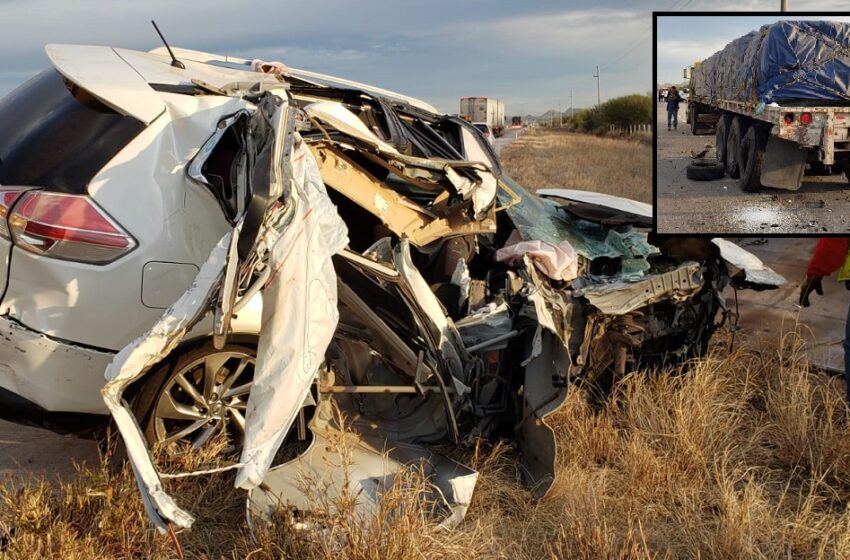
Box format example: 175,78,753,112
666,86,683,130
799,238,850,404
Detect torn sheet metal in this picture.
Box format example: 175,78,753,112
310,145,497,249
235,140,348,489
495,239,579,282
248,428,478,530
536,188,653,226
711,238,787,287
575,262,704,316
305,101,498,216
304,101,400,155
102,233,231,532
517,259,570,497
394,238,470,394
455,302,513,351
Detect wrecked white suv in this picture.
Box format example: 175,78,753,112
0,44,785,530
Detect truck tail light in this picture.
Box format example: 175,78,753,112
784,113,794,124
800,112,812,125
0,187,30,240
7,191,136,264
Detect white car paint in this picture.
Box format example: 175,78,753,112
711,238,787,286
536,188,653,220
46,44,166,124
150,46,441,115
0,47,268,415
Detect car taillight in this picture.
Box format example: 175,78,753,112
801,112,812,125
0,187,30,240
7,191,136,264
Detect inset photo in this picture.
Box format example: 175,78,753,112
656,14,850,234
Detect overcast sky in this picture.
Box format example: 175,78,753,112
0,0,847,115
657,13,850,85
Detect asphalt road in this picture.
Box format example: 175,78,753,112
734,237,849,374
656,102,850,234
493,127,525,155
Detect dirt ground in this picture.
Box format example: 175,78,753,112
656,102,850,234
0,419,99,483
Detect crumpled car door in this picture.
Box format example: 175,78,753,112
100,88,318,532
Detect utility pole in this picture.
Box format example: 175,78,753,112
558,102,562,127
593,65,601,106
570,90,574,119
780,0,787,11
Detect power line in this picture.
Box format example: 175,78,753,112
600,0,696,72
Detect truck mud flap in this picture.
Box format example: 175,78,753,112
761,135,806,191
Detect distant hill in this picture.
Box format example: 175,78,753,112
525,109,586,124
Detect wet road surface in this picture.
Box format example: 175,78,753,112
656,103,850,234
732,237,848,374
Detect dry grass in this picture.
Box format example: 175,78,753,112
500,128,652,202
2,330,849,559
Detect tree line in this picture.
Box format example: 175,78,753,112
559,94,652,133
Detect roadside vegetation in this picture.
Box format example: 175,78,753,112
3,330,848,559
500,128,651,202
564,93,652,133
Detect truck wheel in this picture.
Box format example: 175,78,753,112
686,159,726,181
689,105,699,134
738,125,768,193
726,117,747,179
715,114,732,168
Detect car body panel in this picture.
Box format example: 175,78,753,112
711,238,786,287
0,97,236,349
149,46,441,114
536,188,653,225
0,237,10,301
45,44,166,125
0,314,114,413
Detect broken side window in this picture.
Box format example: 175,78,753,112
188,110,251,223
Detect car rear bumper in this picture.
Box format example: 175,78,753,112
0,315,114,414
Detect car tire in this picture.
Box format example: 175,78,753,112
132,341,256,456
738,124,768,193
686,159,726,181
715,113,732,168
726,116,746,179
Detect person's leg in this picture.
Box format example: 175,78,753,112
844,302,850,403
667,109,672,129
673,106,678,129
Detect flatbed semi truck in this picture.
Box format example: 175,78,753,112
684,20,850,192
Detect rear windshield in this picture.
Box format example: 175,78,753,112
473,124,488,134
0,70,146,194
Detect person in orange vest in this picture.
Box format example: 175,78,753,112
799,238,850,403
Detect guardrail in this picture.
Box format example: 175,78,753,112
608,124,651,134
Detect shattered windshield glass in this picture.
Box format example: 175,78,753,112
499,176,656,279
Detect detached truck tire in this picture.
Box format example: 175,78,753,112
726,117,746,179
686,159,726,181
738,125,768,193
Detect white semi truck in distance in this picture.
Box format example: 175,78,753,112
460,97,506,137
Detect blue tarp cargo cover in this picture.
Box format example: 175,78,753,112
693,20,850,106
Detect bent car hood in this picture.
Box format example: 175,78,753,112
536,188,653,228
